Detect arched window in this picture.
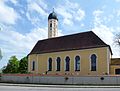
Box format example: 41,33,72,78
56,57,61,71
75,56,80,71
65,56,70,71
91,54,97,71
32,61,35,71
48,58,52,71
50,23,52,27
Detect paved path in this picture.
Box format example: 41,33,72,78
1,85,120,91
1,83,120,91
1,83,120,88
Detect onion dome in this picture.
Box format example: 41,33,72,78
48,10,58,20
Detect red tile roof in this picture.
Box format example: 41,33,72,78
29,31,112,55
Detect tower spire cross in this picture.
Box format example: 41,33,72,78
53,8,54,12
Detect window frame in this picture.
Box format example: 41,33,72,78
48,58,52,71
75,55,80,71
65,56,70,71
56,57,61,71
90,54,97,71
32,61,35,71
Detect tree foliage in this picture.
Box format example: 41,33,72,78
0,48,2,60
114,33,120,46
2,56,28,74
2,56,19,73
18,56,28,73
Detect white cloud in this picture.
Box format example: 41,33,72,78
93,10,103,26
57,7,72,19
4,0,18,5
0,0,20,25
92,9,120,58
26,0,48,25
116,10,120,17
58,29,63,37
0,27,48,53
92,25,120,58
65,0,79,9
28,2,47,16
27,0,47,10
92,25,114,45
115,0,120,2
63,18,73,25
75,9,85,21
0,23,63,67
80,23,85,27
9,0,18,5
26,12,41,26
93,10,103,17
56,6,73,26
56,0,85,26
0,26,47,66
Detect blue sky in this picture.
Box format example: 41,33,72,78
0,0,120,68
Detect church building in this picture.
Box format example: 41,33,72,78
28,10,120,76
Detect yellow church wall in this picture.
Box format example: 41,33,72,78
28,47,111,76
109,58,120,75
110,65,120,75
28,54,38,73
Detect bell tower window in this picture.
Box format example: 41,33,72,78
50,23,52,27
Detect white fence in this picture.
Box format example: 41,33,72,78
0,74,120,85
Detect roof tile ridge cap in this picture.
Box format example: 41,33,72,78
56,31,93,38
38,38,52,42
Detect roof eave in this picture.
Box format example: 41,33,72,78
29,46,110,55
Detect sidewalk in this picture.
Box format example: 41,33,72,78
0,83,120,88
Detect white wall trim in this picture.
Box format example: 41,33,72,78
47,57,49,71
36,54,38,73
107,47,110,74
55,57,57,71
28,56,31,72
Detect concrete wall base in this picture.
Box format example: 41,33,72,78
1,74,120,85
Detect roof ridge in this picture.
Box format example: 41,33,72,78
29,31,112,55
38,31,93,42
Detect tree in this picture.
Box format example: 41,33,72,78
0,28,2,60
18,56,28,73
2,56,28,74
0,48,2,60
114,33,120,46
2,56,19,73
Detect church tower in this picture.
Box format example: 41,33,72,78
48,9,58,38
